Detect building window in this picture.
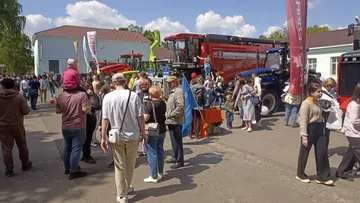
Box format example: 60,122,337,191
330,57,339,75
49,60,59,74
307,58,317,71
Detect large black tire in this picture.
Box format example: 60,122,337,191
261,90,279,117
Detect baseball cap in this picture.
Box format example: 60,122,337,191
166,76,177,83
67,58,77,68
112,73,126,82
191,72,197,78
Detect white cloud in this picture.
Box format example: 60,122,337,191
144,17,190,39
336,26,347,30
308,0,320,9
195,10,256,37
55,1,135,29
320,24,332,29
262,26,282,36
24,14,53,38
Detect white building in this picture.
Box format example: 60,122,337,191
307,29,353,80
32,25,151,75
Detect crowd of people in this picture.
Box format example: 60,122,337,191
0,57,360,202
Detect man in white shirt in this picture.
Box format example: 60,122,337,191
101,73,147,203
39,75,48,102
20,76,30,101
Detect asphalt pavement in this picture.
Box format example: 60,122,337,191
0,102,359,203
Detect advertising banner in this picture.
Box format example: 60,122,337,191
83,36,91,73
86,31,99,71
285,0,308,95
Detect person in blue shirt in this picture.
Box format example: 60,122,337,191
28,76,40,110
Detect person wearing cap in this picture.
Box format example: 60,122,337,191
101,73,147,203
191,72,197,79
63,58,81,90
56,75,91,180
132,71,147,94
165,76,185,169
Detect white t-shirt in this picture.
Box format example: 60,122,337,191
132,79,141,93
102,89,144,141
20,79,30,90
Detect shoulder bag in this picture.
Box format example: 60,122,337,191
108,90,132,143
145,101,160,136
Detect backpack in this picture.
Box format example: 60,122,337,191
194,87,205,106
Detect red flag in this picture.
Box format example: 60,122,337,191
286,0,307,95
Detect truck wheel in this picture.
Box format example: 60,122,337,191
261,91,279,117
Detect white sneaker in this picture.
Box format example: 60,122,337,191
144,176,158,183
247,128,253,132
296,176,310,183
157,173,163,180
116,196,128,203
316,180,334,186
241,127,248,130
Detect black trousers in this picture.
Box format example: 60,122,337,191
168,124,184,164
297,122,331,181
82,115,97,158
337,137,360,176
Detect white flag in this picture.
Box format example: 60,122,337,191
86,31,99,71
83,36,91,73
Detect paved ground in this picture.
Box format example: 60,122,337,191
0,102,360,203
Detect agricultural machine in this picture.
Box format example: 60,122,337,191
337,17,360,112
239,43,316,116
163,33,280,83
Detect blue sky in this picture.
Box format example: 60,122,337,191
18,0,359,38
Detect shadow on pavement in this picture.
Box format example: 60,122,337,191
257,118,279,131
131,152,223,202
328,146,348,157
0,128,113,203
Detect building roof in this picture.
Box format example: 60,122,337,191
307,29,353,48
34,25,151,43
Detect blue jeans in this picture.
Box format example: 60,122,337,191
50,86,56,98
168,125,184,164
204,63,211,77
225,111,234,128
145,133,165,178
22,89,29,101
62,128,86,172
285,103,299,126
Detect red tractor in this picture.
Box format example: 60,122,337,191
337,22,360,112
164,33,280,83
97,52,143,77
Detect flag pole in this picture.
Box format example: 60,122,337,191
182,74,205,123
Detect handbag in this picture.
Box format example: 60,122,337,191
145,101,160,136
108,90,132,144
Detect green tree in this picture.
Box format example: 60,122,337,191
0,0,26,38
306,25,331,34
0,0,32,74
118,27,129,31
0,33,33,74
260,25,331,40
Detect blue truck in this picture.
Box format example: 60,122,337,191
239,44,316,116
